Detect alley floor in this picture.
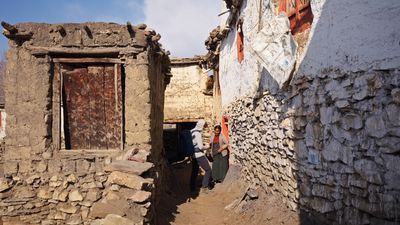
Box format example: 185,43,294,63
156,160,300,225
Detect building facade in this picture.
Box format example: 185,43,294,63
1,22,170,224
205,0,400,224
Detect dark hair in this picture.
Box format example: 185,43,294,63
214,125,222,131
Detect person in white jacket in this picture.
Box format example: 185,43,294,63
191,119,212,192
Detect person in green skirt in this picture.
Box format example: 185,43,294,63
209,125,229,183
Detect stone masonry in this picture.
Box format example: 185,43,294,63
0,22,170,225
227,70,400,224
207,0,400,224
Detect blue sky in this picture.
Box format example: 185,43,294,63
0,0,220,57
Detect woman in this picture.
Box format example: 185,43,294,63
210,125,229,183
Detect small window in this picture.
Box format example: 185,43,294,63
274,0,314,35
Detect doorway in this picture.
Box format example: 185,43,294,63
60,63,123,150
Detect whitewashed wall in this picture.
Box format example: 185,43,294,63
220,0,400,224
219,0,400,108
219,0,275,107
299,0,400,75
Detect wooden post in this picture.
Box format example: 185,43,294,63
52,63,61,150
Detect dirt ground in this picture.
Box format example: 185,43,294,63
156,160,300,225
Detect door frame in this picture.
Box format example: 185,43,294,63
52,58,124,151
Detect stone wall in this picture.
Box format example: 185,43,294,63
228,69,400,224
164,57,213,124
214,0,400,224
1,22,170,224
1,152,155,225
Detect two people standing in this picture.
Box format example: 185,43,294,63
189,119,229,193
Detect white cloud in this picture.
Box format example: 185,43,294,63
144,0,221,57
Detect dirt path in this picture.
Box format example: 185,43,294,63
156,160,300,225
156,160,241,225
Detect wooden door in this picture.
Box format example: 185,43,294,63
62,64,122,149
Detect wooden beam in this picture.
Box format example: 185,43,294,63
53,58,123,64
164,119,200,124
55,25,66,37
27,46,121,56
52,63,61,150
83,25,92,38
3,31,33,40
126,22,135,37
27,46,143,57
1,21,17,34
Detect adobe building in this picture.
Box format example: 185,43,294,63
0,21,171,224
164,57,213,124
163,57,213,162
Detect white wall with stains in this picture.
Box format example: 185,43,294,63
299,0,400,76
219,0,400,108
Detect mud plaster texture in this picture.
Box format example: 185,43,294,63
164,57,213,125
1,22,170,225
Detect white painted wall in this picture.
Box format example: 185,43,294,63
219,0,295,107
219,0,272,107
299,0,400,75
219,0,400,108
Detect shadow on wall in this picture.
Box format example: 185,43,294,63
229,1,400,225
292,1,400,224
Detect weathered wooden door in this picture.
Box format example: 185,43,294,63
62,64,122,149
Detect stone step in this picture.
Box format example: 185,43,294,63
104,160,153,176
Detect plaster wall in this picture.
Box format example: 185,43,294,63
299,0,400,76
220,0,400,224
0,22,169,225
164,63,212,123
219,0,400,107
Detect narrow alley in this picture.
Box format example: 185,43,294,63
0,0,399,225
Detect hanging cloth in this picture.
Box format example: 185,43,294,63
236,20,244,63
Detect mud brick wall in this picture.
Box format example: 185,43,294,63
164,58,213,124
148,45,169,212
227,69,400,225
0,22,170,225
